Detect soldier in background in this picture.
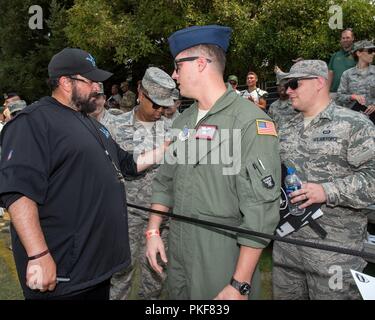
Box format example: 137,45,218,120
107,84,122,109
163,88,181,127
119,81,136,113
227,75,241,94
268,67,297,130
273,60,375,299
3,92,21,108
89,82,118,136
109,67,175,300
336,40,375,123
4,100,27,122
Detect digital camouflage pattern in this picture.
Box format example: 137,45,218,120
102,109,171,300
336,65,375,108
268,99,298,131
284,59,329,80
142,67,176,107
273,101,375,299
119,90,137,113
351,40,375,53
8,100,27,114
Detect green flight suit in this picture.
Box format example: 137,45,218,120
151,87,281,299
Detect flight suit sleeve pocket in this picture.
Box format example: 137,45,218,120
245,163,280,202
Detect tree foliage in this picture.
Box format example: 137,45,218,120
0,0,374,102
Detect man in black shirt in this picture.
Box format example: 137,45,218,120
0,48,167,300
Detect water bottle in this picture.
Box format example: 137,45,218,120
284,167,305,216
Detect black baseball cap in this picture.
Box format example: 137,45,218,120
48,48,113,82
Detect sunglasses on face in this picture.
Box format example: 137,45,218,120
362,48,375,54
144,94,168,110
284,77,318,90
173,56,212,73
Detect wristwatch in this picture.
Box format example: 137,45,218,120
230,277,251,295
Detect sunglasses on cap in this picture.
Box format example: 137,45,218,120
173,56,212,73
144,94,168,109
284,77,318,90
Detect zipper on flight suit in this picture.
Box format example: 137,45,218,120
193,112,211,168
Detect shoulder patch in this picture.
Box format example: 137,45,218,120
256,120,277,136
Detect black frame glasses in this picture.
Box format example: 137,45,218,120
68,76,95,86
284,77,318,90
173,56,212,73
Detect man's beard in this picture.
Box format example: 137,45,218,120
71,86,97,114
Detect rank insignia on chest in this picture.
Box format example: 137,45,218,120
261,175,275,189
178,126,190,141
195,124,218,140
256,120,277,136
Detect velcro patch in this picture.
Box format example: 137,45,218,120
261,175,275,189
195,124,217,140
256,120,277,136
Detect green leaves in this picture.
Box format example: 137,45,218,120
0,0,374,103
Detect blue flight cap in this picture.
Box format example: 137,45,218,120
168,25,232,58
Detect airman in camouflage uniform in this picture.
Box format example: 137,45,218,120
273,60,375,300
90,82,119,137
336,40,375,111
109,67,176,300
120,81,137,113
268,71,297,130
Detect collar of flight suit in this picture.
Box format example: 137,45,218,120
186,86,239,125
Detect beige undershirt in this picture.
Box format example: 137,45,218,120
138,120,155,131
196,109,210,125
303,116,315,128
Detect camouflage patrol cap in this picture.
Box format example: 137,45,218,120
275,71,288,85
171,88,180,100
352,40,375,53
284,60,328,80
142,67,176,107
227,75,238,83
8,100,27,114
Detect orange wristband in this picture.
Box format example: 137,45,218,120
145,229,160,240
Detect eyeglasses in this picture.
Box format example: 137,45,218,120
144,94,168,109
284,77,318,90
69,76,95,86
173,56,212,73
362,48,375,54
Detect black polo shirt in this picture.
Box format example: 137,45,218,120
0,96,137,299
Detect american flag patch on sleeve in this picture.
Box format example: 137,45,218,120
256,120,277,136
